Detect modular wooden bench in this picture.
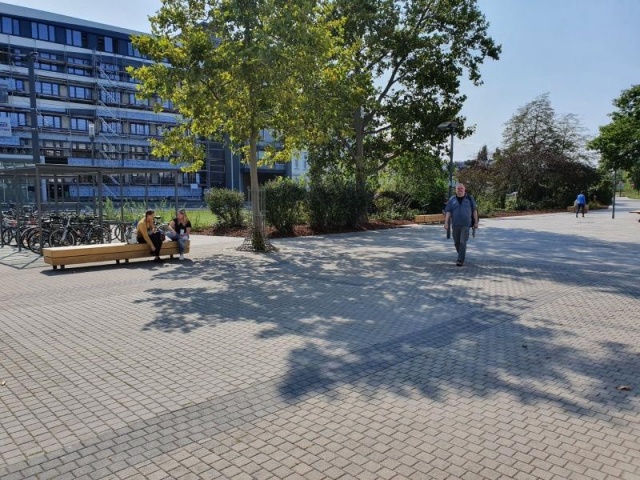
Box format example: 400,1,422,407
43,240,190,270
415,213,445,224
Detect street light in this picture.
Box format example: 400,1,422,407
438,121,457,239
437,121,458,198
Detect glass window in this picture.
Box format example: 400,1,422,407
14,80,25,92
32,22,55,41
99,36,114,53
38,115,62,128
7,112,27,126
101,120,122,134
35,81,60,96
130,123,149,135
65,29,83,46
69,86,92,99
128,93,149,107
1,17,19,35
98,63,119,81
99,89,121,104
71,118,89,131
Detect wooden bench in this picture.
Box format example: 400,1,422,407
415,213,445,224
43,240,190,270
630,210,640,221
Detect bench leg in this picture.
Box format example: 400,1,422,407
53,265,57,270
60,265,65,270
116,259,120,264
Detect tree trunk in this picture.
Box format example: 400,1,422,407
248,132,266,251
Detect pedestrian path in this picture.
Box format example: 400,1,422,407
0,199,638,479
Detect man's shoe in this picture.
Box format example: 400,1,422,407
179,254,184,261
153,257,163,263
456,261,463,267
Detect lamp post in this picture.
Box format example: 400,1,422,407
437,121,458,198
438,121,457,238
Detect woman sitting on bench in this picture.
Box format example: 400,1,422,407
137,209,164,263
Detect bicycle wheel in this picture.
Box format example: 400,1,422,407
1,227,16,246
49,228,76,247
28,229,51,254
89,226,112,244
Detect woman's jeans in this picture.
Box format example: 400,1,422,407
166,232,188,253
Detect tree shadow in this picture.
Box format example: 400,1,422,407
136,222,640,418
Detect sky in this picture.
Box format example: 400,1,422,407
4,0,639,162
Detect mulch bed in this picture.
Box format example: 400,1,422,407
196,209,572,239
198,219,414,239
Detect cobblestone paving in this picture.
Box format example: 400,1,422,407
1,199,639,479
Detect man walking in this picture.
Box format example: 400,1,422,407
444,183,479,267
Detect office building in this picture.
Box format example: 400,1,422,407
0,2,306,205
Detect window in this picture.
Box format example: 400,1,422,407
7,112,27,126
35,52,60,72
69,86,92,100
35,81,60,96
101,120,122,134
127,42,142,58
1,17,19,35
71,118,89,131
98,63,119,81
67,57,91,76
130,123,149,135
98,36,114,53
13,80,25,92
99,89,121,104
38,115,62,128
128,93,149,107
65,29,87,47
160,98,174,110
32,22,56,42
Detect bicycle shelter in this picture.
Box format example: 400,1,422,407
0,163,183,253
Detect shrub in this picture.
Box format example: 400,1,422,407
264,178,307,235
372,190,414,220
205,188,245,228
307,176,372,230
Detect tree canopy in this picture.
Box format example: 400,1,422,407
588,84,640,172
129,0,346,249
310,0,501,219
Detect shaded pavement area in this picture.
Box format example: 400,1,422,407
1,199,639,479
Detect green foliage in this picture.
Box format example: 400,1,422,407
310,0,501,221
588,84,640,172
307,175,372,230
379,152,447,214
205,188,245,228
264,178,307,235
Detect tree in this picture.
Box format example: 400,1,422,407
457,145,493,200
311,0,501,222
494,94,595,207
588,84,640,173
129,0,343,250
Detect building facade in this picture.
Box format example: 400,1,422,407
0,2,306,205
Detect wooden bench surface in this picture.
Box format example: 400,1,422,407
43,240,190,269
415,214,445,224
630,210,640,214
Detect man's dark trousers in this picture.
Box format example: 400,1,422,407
452,226,470,263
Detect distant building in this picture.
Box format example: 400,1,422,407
0,2,307,204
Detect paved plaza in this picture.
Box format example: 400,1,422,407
1,199,639,480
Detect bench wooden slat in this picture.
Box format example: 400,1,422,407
42,240,190,269
415,214,445,224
